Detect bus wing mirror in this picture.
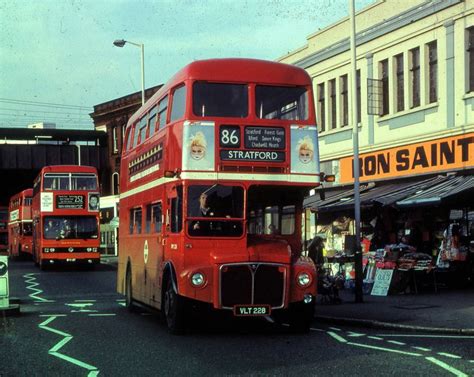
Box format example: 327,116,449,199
319,172,335,183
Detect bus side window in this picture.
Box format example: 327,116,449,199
148,106,157,137
152,203,162,233
138,116,148,145
170,186,182,233
130,207,142,234
157,96,168,130
169,85,186,123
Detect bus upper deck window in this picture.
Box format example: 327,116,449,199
148,106,157,136
157,96,168,129
170,85,186,122
193,82,248,118
255,85,308,120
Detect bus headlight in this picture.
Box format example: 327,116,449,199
44,248,49,253
297,272,311,287
190,272,206,287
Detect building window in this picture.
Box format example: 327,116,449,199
410,47,420,108
467,28,474,93
380,59,389,115
395,54,404,112
356,69,361,123
340,75,348,127
329,79,337,129
112,172,119,195
317,83,325,132
112,126,118,154
427,41,438,103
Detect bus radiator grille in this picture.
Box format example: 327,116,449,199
220,264,285,308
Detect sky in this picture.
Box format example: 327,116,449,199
0,0,374,129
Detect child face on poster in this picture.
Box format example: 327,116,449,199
297,136,314,164
190,131,207,160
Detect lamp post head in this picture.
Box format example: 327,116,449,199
113,39,126,47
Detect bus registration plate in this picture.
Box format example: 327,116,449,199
233,305,271,316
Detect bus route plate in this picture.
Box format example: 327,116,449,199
233,305,271,317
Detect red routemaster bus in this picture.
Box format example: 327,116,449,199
118,58,326,333
8,189,33,258
0,206,7,254
32,165,101,268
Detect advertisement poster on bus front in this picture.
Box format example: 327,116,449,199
290,125,320,175
182,121,215,171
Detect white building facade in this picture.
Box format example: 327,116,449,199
279,0,473,185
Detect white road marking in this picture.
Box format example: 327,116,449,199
39,314,67,317
310,327,326,332
368,336,383,340
347,332,366,337
23,273,55,303
347,342,422,357
329,327,341,331
88,313,116,317
376,334,474,339
38,315,99,376
425,357,469,377
412,346,432,352
118,302,126,307
387,340,406,346
437,352,462,359
327,331,347,343
74,300,97,302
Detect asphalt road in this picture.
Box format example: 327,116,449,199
1,260,473,376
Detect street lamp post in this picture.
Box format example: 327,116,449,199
113,39,145,106
349,0,363,303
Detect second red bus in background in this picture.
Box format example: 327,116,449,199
32,165,101,269
8,189,33,258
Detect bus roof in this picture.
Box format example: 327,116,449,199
39,165,98,174
10,188,33,200
129,58,312,125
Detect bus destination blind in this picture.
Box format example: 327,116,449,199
220,126,286,162
56,195,85,209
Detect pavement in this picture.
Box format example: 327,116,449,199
100,256,474,334
314,286,474,334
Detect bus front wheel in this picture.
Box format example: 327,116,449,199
125,267,136,312
163,278,186,334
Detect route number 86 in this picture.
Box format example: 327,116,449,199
220,126,240,147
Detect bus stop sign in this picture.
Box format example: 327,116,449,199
0,255,9,308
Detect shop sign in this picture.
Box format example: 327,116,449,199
340,133,474,183
371,269,394,296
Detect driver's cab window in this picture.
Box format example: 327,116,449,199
170,186,182,233
187,184,244,237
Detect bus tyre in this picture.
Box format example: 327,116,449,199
125,267,136,312
163,278,186,334
288,301,314,333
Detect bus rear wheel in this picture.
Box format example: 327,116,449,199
163,278,186,334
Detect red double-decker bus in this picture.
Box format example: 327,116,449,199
117,58,325,333
8,189,33,258
32,165,101,268
0,206,8,254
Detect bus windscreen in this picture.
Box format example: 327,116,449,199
43,216,98,240
193,82,248,118
255,85,308,120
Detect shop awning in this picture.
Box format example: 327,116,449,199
396,175,474,207
304,183,372,211
308,175,454,213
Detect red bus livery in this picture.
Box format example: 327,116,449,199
8,189,33,258
0,206,7,254
118,58,323,333
32,165,101,268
